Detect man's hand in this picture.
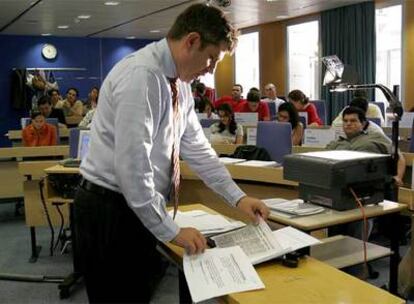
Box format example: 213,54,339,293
393,175,404,187
171,227,207,255
237,196,270,224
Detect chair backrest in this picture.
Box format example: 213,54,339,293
256,121,292,164
200,119,220,128
371,102,385,119
45,118,60,144
267,102,277,120
69,128,80,158
367,117,381,127
298,115,307,129
309,100,326,125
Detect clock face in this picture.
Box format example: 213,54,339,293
42,44,57,60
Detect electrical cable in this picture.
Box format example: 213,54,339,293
39,178,55,256
349,186,369,278
53,203,65,252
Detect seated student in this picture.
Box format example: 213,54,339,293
327,106,405,188
277,102,304,146
214,84,246,112
332,97,385,128
210,103,243,144
22,111,57,147
239,89,270,121
198,97,218,119
83,86,99,115
61,88,84,117
288,89,322,126
37,95,66,125
79,88,99,128
49,89,64,109
262,83,285,112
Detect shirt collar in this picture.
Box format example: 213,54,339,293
158,38,178,79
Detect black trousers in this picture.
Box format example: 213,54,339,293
73,183,161,303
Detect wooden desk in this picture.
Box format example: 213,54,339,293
0,146,69,201
160,204,404,304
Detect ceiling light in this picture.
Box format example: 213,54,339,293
104,1,120,5
57,25,69,29
125,36,136,39
149,30,160,33
78,15,91,19
41,33,52,36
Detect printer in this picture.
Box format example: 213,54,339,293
283,150,392,211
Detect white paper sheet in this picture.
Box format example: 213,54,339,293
272,226,321,252
183,246,265,303
218,157,246,164
235,160,280,167
211,218,290,265
170,210,245,235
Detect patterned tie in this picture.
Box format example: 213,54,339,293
169,78,180,219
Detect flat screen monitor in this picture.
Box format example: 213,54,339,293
77,130,90,160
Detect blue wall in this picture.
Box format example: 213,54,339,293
0,35,154,147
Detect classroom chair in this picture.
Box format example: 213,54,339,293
267,102,277,120
69,128,80,158
310,100,327,125
367,117,382,127
256,121,292,164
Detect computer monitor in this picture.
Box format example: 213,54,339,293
77,130,90,160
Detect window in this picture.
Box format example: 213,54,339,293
287,20,319,99
198,72,215,89
375,4,402,104
235,31,259,92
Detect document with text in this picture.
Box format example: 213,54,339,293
183,246,265,303
210,218,291,265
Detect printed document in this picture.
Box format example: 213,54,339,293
263,198,325,216
211,218,291,265
183,246,265,303
170,210,245,235
273,226,321,251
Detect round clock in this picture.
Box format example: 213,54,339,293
41,43,57,60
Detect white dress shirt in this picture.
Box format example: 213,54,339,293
80,39,245,242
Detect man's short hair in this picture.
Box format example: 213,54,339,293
37,95,52,107
349,97,368,113
342,106,366,123
247,90,261,103
167,3,238,53
233,84,243,92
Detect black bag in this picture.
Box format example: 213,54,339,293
229,145,272,161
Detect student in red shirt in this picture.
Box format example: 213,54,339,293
288,89,322,126
22,112,57,147
214,84,245,112
239,89,270,121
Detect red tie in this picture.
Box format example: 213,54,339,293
169,78,180,219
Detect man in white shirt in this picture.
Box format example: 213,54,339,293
74,4,269,303
262,83,285,111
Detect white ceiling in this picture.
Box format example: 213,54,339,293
0,0,368,39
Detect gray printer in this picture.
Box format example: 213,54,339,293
283,150,392,211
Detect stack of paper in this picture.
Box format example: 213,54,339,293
183,246,265,303
211,218,291,265
235,160,281,167
263,198,325,216
218,157,246,164
170,210,245,235
272,226,321,251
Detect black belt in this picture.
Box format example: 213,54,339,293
80,178,114,196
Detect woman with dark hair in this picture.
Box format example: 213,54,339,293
210,103,243,144
22,111,57,146
277,102,304,145
288,89,322,126
79,87,99,128
198,96,218,119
